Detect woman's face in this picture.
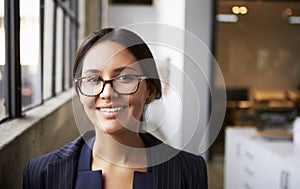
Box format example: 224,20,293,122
79,40,154,135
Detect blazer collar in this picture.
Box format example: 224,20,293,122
45,130,182,189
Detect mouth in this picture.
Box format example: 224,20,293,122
98,106,126,112
96,105,127,118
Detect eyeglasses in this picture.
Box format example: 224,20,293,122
75,74,147,97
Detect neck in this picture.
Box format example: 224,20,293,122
92,127,147,168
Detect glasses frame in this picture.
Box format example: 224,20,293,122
74,74,148,97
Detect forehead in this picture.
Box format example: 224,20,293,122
82,40,141,74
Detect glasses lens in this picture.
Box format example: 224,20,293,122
77,75,141,96
80,76,103,96
113,75,139,94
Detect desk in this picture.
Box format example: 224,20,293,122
225,127,300,189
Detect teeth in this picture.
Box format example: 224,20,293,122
100,107,125,112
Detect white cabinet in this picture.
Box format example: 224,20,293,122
225,128,300,189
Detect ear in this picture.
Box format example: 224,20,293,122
146,82,157,104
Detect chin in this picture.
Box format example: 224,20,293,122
96,120,128,135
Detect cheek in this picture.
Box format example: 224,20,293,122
128,83,148,115
80,95,96,109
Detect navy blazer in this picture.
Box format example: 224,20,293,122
23,131,207,189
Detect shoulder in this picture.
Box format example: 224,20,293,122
141,132,206,169
162,150,207,189
141,132,207,172
25,130,94,166
23,150,60,188
173,150,208,189
142,132,207,188
176,150,207,174
23,131,94,188
24,134,83,169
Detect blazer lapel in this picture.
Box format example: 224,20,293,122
45,130,95,189
46,156,78,189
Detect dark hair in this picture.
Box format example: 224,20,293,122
73,28,162,99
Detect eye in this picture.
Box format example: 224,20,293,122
116,75,137,83
86,76,101,83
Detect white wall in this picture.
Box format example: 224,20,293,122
108,1,215,157
108,2,186,148
108,5,158,26
183,0,214,158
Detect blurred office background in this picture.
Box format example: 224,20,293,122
0,0,300,188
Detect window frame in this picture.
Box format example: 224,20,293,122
0,0,79,123
4,0,22,119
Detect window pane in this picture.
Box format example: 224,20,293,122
43,0,54,99
20,0,42,110
0,0,7,120
64,16,71,89
55,7,63,93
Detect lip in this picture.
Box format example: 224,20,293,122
96,104,128,119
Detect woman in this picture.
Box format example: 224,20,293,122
23,28,208,189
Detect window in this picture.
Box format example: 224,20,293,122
64,16,71,89
110,0,152,5
55,7,64,94
43,0,79,99
20,0,41,109
0,0,6,120
43,0,54,100
0,0,79,123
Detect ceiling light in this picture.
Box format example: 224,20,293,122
232,6,240,15
232,6,248,15
285,8,293,16
240,6,248,15
217,14,239,23
288,16,300,24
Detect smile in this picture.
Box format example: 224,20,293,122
99,106,126,112
96,106,127,119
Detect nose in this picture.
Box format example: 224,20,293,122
99,82,117,99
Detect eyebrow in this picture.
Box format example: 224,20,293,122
83,66,137,75
83,69,100,75
114,66,137,73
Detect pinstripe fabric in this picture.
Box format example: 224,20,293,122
23,131,207,189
